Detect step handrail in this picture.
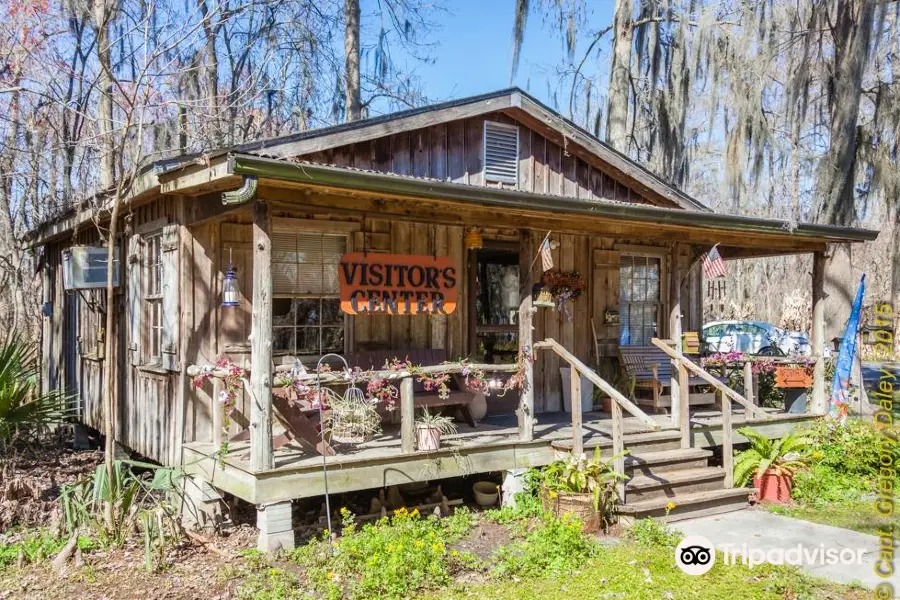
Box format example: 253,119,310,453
534,338,659,430
649,338,769,421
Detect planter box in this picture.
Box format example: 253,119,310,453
540,487,603,533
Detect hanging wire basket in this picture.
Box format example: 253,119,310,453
328,385,381,445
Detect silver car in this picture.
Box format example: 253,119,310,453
702,320,812,356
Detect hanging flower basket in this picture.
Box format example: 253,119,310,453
541,270,584,322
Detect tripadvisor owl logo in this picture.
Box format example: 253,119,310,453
675,535,716,575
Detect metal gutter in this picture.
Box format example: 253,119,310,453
229,154,879,243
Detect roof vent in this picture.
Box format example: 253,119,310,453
483,121,519,185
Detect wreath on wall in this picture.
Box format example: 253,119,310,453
541,270,584,321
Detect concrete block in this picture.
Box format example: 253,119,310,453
178,475,224,532
257,500,295,553
502,468,528,508
72,423,91,450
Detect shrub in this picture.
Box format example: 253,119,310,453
626,517,683,549
790,418,900,506
491,514,597,578
0,337,73,444
290,506,476,600
0,530,93,570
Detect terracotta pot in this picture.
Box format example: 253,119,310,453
540,486,603,533
416,425,441,452
754,470,792,504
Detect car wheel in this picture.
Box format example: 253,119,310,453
757,346,785,357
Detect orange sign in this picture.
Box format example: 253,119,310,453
338,252,458,315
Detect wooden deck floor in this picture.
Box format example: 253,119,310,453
183,408,818,505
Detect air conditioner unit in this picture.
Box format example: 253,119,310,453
62,246,120,290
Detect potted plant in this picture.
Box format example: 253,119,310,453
415,409,457,452
734,427,810,504
538,448,628,533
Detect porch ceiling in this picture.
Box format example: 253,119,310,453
166,153,877,257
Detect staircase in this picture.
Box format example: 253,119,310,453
536,337,757,525
554,431,750,524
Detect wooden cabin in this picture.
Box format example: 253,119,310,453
28,89,878,550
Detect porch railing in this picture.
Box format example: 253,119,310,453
187,362,522,458
534,338,659,501
649,337,772,489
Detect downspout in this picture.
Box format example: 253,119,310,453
221,174,258,205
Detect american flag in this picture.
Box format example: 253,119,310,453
540,238,554,271
701,245,727,279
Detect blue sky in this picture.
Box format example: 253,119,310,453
365,0,617,116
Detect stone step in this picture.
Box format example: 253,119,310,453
624,448,713,476
625,467,726,502
619,487,751,524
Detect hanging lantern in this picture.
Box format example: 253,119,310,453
465,228,483,250
222,265,240,307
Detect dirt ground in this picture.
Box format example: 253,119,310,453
0,431,103,532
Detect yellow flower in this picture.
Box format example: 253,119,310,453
340,506,350,516
432,543,443,552
548,490,558,499
410,508,420,517
451,550,459,557
415,540,424,547
327,572,334,580
666,502,676,511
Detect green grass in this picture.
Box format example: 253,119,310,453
418,542,868,600
766,500,891,536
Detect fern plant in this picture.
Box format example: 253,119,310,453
733,427,811,488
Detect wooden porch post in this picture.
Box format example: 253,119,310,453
669,244,683,425
518,230,535,442
811,250,827,414
570,366,583,455
250,200,274,472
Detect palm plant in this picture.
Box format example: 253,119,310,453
0,337,73,443
733,427,811,488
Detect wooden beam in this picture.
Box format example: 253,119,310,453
400,377,415,453
611,400,625,502
811,251,827,414
570,366,583,456
678,361,690,449
743,361,755,406
158,155,240,195
250,200,274,472
721,391,733,488
669,243,683,426
518,230,536,441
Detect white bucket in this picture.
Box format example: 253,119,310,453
560,367,594,413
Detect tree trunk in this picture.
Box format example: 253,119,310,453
93,0,115,189
344,0,361,122
606,0,633,152
816,0,874,342
198,0,220,144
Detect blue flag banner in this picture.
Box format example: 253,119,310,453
829,274,866,424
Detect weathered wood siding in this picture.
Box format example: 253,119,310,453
298,113,655,206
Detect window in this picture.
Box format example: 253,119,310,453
483,121,519,184
619,254,661,346
271,232,346,357
144,232,163,363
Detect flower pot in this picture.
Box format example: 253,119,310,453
540,486,603,533
469,391,488,422
473,481,499,506
754,470,792,504
416,425,441,452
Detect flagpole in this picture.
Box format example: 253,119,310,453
528,230,553,272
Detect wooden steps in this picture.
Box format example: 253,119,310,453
619,446,749,524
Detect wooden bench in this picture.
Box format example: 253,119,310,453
618,345,717,413
345,349,476,428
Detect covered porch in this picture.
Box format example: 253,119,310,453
166,154,875,548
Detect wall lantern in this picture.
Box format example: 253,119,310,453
464,228,483,250
222,264,240,307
